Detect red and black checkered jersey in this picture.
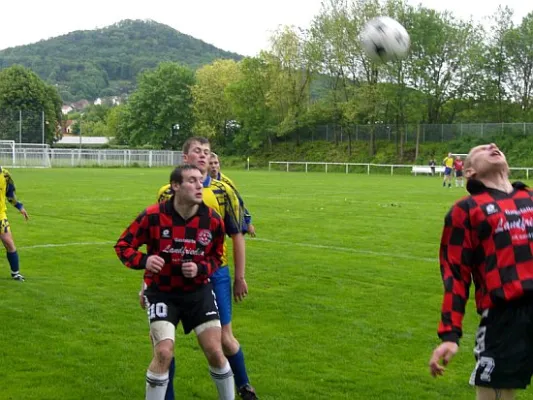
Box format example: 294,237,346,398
438,180,533,344
115,200,225,293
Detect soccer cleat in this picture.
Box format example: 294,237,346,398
11,273,25,281
238,384,258,400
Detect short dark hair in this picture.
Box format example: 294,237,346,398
182,136,210,154
170,164,201,184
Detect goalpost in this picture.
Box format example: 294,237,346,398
0,140,51,168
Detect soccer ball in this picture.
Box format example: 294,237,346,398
360,16,410,63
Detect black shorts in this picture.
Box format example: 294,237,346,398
470,298,533,389
456,170,463,177
145,283,219,335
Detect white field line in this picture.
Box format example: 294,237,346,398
252,237,437,263
19,241,115,250
17,239,437,264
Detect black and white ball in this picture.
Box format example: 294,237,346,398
360,16,410,63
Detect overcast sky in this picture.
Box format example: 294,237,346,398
0,0,531,56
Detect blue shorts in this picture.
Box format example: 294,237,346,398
211,266,232,325
444,167,452,176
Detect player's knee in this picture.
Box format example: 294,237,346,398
221,329,239,354
205,348,227,368
476,387,515,400
154,341,174,365
1,236,15,252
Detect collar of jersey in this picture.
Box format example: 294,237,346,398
164,200,208,218
203,175,211,188
467,179,528,195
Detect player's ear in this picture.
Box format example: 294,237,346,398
464,167,475,179
170,181,180,192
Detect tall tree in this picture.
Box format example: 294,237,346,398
406,8,479,123
123,62,195,149
226,57,277,150
0,65,62,144
482,6,514,122
192,59,241,147
506,12,533,118
265,26,317,145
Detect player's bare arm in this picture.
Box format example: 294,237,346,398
231,232,248,302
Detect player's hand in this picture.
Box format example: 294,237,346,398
233,277,248,302
139,290,149,309
20,207,29,221
146,255,165,274
429,341,459,377
139,282,148,309
247,224,256,237
181,262,198,278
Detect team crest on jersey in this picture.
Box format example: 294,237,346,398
197,229,212,246
161,228,171,239
485,204,498,215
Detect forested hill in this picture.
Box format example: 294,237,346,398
0,19,243,102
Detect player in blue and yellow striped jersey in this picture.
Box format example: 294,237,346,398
208,153,256,237
442,152,454,188
0,167,29,281
154,137,258,400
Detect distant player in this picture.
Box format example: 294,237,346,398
429,158,436,176
0,167,29,281
115,165,234,400
453,156,464,188
208,153,256,237
156,138,258,399
429,143,533,399
442,152,454,188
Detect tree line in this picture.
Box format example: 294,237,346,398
2,0,533,156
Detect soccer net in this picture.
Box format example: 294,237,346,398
0,140,51,168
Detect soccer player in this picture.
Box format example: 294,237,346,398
156,137,258,400
115,165,234,400
429,158,436,176
442,152,454,188
208,153,256,237
429,143,533,399
454,155,464,188
0,167,29,281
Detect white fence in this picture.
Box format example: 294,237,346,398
48,149,183,167
0,143,183,168
268,161,533,180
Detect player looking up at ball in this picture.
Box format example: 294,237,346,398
429,143,533,400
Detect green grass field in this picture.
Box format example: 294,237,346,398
1,168,533,400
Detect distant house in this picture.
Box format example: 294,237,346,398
62,105,73,115
62,120,76,134
93,98,102,106
71,99,90,110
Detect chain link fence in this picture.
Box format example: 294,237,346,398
291,123,533,143
0,109,45,143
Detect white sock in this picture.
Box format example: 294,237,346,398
146,370,169,400
209,361,235,400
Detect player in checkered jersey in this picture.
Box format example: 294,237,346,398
429,143,533,399
115,165,235,400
